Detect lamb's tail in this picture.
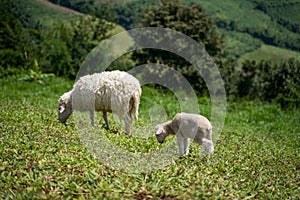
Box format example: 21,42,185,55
130,89,141,120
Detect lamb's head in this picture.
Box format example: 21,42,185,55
58,91,73,124
154,123,169,144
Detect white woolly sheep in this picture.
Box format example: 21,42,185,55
58,70,141,135
154,112,214,156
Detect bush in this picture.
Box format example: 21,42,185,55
235,58,300,107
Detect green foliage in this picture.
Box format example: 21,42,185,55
189,0,300,53
27,0,81,28
20,59,55,83
138,0,224,59
110,0,159,29
222,30,262,59
251,0,300,34
235,58,300,107
46,0,300,61
132,0,225,94
0,0,115,79
37,15,114,78
0,76,299,199
238,44,300,65
0,0,30,68
39,38,73,76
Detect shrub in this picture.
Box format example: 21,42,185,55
235,58,300,107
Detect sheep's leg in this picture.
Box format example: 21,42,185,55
103,112,110,130
124,114,132,135
176,135,185,156
183,138,191,155
202,138,214,155
90,111,94,126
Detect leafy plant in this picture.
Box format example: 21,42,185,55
235,58,300,107
18,59,55,84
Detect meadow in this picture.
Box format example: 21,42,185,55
0,75,299,199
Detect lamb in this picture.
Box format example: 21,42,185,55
154,112,214,156
58,70,141,135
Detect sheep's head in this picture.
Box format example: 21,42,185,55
154,124,169,144
58,91,73,124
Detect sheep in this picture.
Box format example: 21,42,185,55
58,70,141,135
154,112,214,156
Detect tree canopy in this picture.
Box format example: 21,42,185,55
132,0,225,93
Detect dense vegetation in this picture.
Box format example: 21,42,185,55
0,0,114,79
132,0,225,94
251,0,300,34
48,0,300,56
0,0,299,198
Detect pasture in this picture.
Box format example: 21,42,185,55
0,76,299,199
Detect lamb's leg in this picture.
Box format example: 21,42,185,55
202,138,214,155
176,135,185,156
102,112,110,130
183,138,191,155
90,111,94,126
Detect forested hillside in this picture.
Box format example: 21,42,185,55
48,0,300,60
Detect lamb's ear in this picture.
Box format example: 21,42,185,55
59,104,66,113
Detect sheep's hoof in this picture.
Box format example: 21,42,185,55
125,133,132,138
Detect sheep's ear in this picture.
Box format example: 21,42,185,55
59,104,65,113
155,129,163,135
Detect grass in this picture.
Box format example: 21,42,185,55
27,0,81,27
27,0,126,35
186,0,300,60
238,44,300,64
0,76,299,199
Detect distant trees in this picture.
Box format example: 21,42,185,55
38,16,114,77
235,59,300,107
0,0,114,79
0,0,31,69
132,0,225,93
250,0,300,51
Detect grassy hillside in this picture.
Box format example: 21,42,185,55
28,0,126,35
187,0,300,59
44,0,300,62
0,76,299,199
251,0,300,34
238,44,300,65
27,0,81,27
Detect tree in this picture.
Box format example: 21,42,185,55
132,0,225,93
236,59,300,107
0,0,35,69
38,15,114,78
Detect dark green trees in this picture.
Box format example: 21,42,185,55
133,0,225,93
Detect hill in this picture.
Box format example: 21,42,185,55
186,0,300,61
27,0,82,27
35,0,84,16
30,0,125,35
37,0,300,63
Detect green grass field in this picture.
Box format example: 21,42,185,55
186,0,300,60
0,76,299,199
27,0,81,27
238,44,300,65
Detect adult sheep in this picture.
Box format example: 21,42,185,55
58,70,141,135
154,112,214,156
